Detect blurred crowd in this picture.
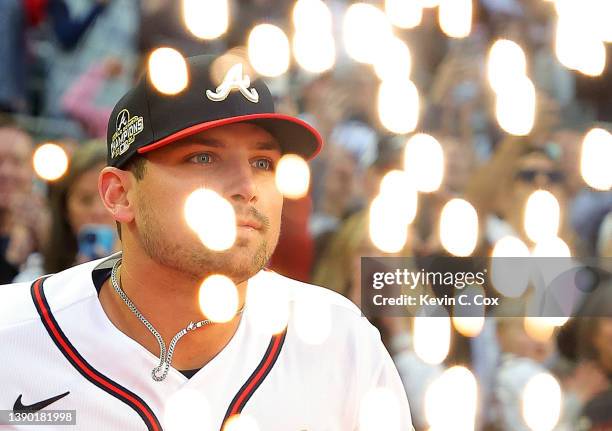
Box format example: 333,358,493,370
0,0,611,430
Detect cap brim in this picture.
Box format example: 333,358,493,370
137,113,322,160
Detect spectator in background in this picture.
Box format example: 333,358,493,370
569,282,612,429
553,127,585,199
310,120,377,244
571,185,612,258
413,134,477,257
0,0,110,114
42,0,138,120
576,284,612,384
465,138,576,253
550,126,612,258
491,298,609,431
25,0,110,51
0,0,27,112
139,0,224,59
14,140,116,282
598,213,612,273
61,57,122,138
0,118,48,284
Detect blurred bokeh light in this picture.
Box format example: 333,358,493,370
182,0,229,40
275,154,311,199
33,143,69,181
148,47,189,95
198,274,239,323
247,24,290,77
184,188,236,251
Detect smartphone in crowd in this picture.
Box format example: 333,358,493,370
77,224,117,261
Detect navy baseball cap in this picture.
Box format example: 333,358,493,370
106,54,323,168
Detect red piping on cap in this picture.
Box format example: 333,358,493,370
137,113,323,160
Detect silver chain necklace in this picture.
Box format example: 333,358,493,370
110,258,244,382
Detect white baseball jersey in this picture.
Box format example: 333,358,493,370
0,255,414,430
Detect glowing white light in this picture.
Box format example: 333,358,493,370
275,154,311,199
439,199,479,257
293,31,336,73
373,36,412,81
403,133,444,193
378,79,420,134
555,16,606,77
379,170,418,224
421,0,441,7
164,389,211,431
532,236,571,258
369,195,409,253
581,128,612,191
492,236,531,258
198,275,239,323
555,17,580,70
294,291,332,344
359,388,401,431
488,39,528,94
522,373,562,431
577,39,606,77
32,143,69,181
453,316,485,338
453,286,485,337
524,190,560,244
184,188,236,251
293,0,332,32
223,414,261,431
148,48,189,95
495,76,536,136
524,317,556,342
554,0,582,16
593,0,612,42
248,24,290,77
425,366,478,430
344,3,393,64
438,0,472,38
246,271,290,335
385,0,423,29
414,313,451,364
491,236,531,297
182,0,228,40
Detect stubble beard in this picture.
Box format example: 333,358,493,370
137,199,277,284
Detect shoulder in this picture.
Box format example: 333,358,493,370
261,270,382,344
0,256,110,330
0,280,40,329
265,270,364,319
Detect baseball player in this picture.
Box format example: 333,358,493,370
0,55,414,430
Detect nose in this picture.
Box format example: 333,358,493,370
225,158,257,204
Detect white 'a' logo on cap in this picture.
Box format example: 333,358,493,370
206,63,259,103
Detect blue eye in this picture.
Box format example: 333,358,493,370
252,158,273,171
190,153,214,164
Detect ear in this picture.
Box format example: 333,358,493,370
98,167,135,225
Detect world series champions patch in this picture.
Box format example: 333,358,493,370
111,109,144,159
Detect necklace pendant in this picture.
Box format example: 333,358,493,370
152,365,167,382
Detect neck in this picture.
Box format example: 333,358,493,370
98,249,248,371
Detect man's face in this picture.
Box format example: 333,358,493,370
0,127,33,210
512,152,565,205
130,123,283,283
